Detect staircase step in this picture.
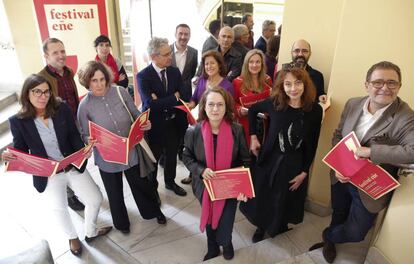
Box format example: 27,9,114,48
0,130,13,153
0,92,18,110
0,101,20,134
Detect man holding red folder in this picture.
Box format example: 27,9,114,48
311,61,414,263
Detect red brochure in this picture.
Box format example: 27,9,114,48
174,99,197,125
5,146,90,177
323,131,400,200
203,167,255,201
239,89,270,108
89,110,150,164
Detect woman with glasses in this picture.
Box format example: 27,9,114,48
183,87,250,261
94,35,129,88
233,49,272,147
1,74,111,256
240,67,322,243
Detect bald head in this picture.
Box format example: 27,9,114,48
291,39,312,65
218,26,234,52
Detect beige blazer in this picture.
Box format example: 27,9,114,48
331,96,414,213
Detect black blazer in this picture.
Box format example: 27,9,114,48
137,64,188,142
9,103,87,193
171,44,198,101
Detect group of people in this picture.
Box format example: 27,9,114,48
2,14,414,264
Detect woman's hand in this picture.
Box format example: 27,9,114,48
239,107,248,116
289,172,307,191
141,120,152,131
83,144,94,159
237,193,248,202
335,172,350,183
1,150,16,163
202,168,216,180
319,95,327,104
354,146,371,159
88,137,97,145
151,93,158,100
250,135,261,157
119,73,126,81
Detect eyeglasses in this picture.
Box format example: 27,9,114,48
292,48,309,54
207,102,225,109
369,79,400,90
31,89,51,97
158,51,172,57
284,80,304,89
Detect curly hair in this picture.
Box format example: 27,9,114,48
78,61,113,89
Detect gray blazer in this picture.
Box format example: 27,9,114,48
171,44,198,101
182,123,250,202
331,96,414,213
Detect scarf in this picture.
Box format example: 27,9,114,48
199,120,234,232
95,53,119,83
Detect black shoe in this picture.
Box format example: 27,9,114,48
68,195,85,211
156,213,167,225
203,247,220,261
309,242,324,251
322,228,336,263
118,228,130,234
69,238,82,256
222,242,234,260
181,176,192,185
85,226,112,243
252,228,265,243
165,182,187,196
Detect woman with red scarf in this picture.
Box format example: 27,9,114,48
183,87,250,261
94,35,129,88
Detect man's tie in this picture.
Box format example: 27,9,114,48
160,69,167,91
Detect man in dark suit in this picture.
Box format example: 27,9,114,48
311,61,414,263
254,20,276,54
137,37,187,197
242,14,254,49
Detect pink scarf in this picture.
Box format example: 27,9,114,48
95,53,119,83
200,120,234,232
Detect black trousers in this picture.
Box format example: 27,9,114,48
99,164,161,230
206,199,237,247
149,119,181,188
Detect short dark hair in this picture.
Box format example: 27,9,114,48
242,14,252,24
198,87,235,123
209,19,221,34
94,35,111,48
271,67,316,112
78,61,113,89
42,38,63,54
176,23,190,32
366,61,401,83
201,50,227,78
18,74,60,119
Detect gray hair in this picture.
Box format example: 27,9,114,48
262,20,276,33
147,37,169,56
232,24,248,41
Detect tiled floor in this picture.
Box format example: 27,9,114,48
0,158,370,263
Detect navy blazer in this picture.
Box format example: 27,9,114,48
137,64,188,142
9,103,87,193
254,36,267,54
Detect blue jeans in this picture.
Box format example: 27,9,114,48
326,182,377,243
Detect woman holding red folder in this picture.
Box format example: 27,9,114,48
2,74,111,256
77,61,165,234
233,49,272,147
239,66,322,243
182,87,250,261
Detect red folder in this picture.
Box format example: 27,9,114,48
174,99,196,125
239,89,270,108
89,109,150,164
323,131,400,200
5,146,90,177
203,167,255,201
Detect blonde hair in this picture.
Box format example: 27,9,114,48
240,49,268,94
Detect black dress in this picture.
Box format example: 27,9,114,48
240,99,322,237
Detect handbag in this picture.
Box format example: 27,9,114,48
115,86,156,178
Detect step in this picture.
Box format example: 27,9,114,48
0,130,13,153
0,101,20,134
0,92,18,111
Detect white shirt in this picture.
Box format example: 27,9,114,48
354,98,392,141
174,43,187,74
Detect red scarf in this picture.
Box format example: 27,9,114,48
95,53,119,83
200,120,234,232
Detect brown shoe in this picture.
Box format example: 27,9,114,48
322,228,336,263
181,176,192,184
69,238,82,256
85,226,113,243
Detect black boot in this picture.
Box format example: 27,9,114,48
203,245,220,261
203,233,220,261
252,228,265,243
222,242,234,260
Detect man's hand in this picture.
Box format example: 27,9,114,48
174,91,180,101
151,93,158,100
354,146,371,159
250,135,261,157
237,193,248,202
119,73,126,81
319,95,327,104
